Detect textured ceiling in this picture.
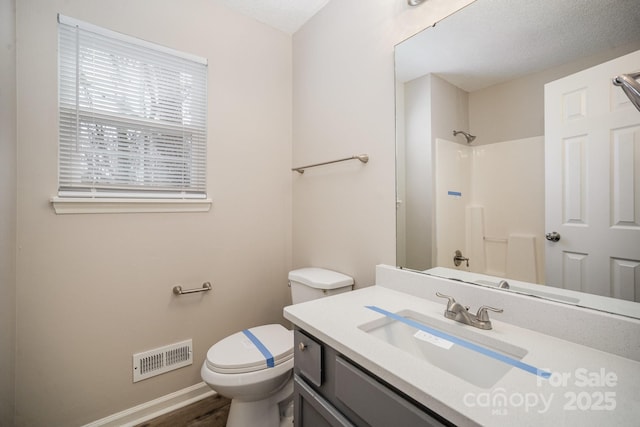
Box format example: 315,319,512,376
395,0,640,92
214,0,331,34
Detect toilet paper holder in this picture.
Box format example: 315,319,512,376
173,282,212,295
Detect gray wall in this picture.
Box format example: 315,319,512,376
13,1,292,425
292,0,474,285
0,0,17,424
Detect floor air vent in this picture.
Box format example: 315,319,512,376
133,339,193,382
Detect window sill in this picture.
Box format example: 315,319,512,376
51,197,212,214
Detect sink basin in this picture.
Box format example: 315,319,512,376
359,308,529,388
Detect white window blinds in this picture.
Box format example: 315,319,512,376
58,15,208,199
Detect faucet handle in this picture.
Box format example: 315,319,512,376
436,292,455,302
436,292,456,310
476,306,504,322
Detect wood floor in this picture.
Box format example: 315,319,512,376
134,395,231,427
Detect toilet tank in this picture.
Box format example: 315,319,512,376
288,268,354,304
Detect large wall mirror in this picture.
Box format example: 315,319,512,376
395,0,640,318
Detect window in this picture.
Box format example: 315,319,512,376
54,15,209,213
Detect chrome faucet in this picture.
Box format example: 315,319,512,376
436,292,503,330
453,250,469,267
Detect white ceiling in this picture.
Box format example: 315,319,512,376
214,0,331,34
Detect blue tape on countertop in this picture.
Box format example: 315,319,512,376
242,329,275,368
365,305,551,379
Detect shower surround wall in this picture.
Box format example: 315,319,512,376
435,137,545,282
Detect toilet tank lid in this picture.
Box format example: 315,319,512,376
288,268,354,289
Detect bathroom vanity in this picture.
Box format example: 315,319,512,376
283,265,640,426
292,329,451,426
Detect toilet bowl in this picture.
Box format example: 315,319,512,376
201,324,294,427
201,268,354,427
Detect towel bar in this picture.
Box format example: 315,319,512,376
173,282,212,295
292,154,369,174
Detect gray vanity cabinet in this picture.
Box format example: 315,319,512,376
293,329,452,427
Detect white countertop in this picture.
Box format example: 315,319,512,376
283,285,640,426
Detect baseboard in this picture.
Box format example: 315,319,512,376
82,382,215,427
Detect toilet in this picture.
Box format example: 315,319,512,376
201,268,354,427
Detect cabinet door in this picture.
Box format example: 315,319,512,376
335,357,449,427
294,330,323,387
294,375,355,427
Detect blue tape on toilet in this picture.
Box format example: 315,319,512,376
242,329,275,368
365,305,551,379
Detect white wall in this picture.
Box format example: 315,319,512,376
292,0,474,285
403,75,432,270
0,0,17,424
400,73,469,271
14,0,292,425
395,80,407,267
430,74,469,144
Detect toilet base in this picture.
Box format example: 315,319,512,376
226,377,293,427
279,401,294,427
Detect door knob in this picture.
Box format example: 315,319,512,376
545,232,561,242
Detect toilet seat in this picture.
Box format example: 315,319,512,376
206,324,293,374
